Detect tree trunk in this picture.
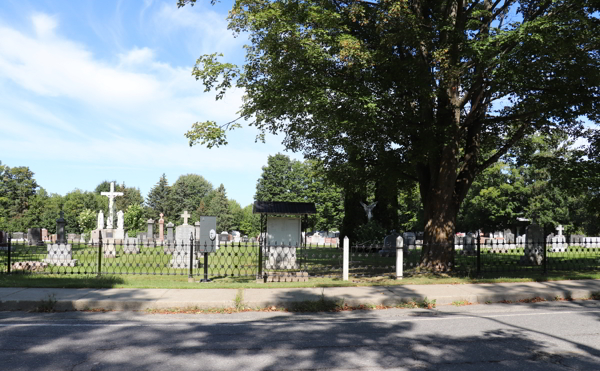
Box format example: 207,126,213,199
417,143,461,271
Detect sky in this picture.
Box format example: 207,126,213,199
0,0,302,207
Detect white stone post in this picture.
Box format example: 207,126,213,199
396,236,403,280
343,236,349,281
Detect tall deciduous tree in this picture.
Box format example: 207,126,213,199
206,184,234,232
180,0,599,270
171,174,213,221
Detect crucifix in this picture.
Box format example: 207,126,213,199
556,225,564,236
101,182,124,229
181,210,191,225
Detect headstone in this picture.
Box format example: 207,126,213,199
41,228,48,241
97,210,104,231
194,221,201,240
67,233,78,242
380,230,400,257
158,213,165,241
56,211,67,245
166,222,174,242
504,229,515,244
232,230,241,243
403,232,416,246
28,228,43,246
13,232,24,240
521,224,543,265
550,225,567,252
570,235,584,245
175,210,195,244
100,182,123,229
147,219,154,240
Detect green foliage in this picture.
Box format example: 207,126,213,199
205,184,234,232
77,209,96,235
254,154,345,231
146,174,174,221
181,0,599,267
0,162,39,231
124,204,146,238
171,174,213,222
239,204,260,237
354,220,387,244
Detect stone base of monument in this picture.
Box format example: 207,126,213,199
169,251,198,269
122,244,140,254
263,271,308,283
103,244,117,258
519,247,543,266
264,246,298,270
44,244,78,266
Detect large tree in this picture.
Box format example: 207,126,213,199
180,0,599,270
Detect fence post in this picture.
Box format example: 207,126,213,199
542,228,547,275
97,233,103,277
396,236,403,280
7,233,11,274
188,232,194,282
343,236,349,281
476,231,481,276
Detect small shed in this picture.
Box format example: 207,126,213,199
253,201,317,246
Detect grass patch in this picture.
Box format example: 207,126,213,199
451,300,471,306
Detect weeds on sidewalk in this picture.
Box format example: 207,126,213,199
396,297,436,309
32,293,57,313
234,289,245,311
451,300,472,307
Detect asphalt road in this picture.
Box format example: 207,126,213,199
0,301,599,371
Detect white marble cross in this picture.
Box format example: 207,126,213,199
556,225,564,236
181,210,191,225
101,182,124,229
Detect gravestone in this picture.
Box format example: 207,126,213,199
28,228,44,246
520,224,543,265
13,232,24,240
45,212,77,266
504,230,515,244
67,233,78,242
41,228,48,241
166,222,174,242
380,230,401,257
122,238,140,254
549,225,567,252
570,235,584,245
147,219,154,240
97,210,104,230
175,211,195,244
159,213,165,241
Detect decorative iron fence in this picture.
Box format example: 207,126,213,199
1,236,598,279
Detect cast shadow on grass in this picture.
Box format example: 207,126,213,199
0,274,125,289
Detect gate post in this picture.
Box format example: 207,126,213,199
476,231,481,276
97,233,103,277
7,233,11,274
343,236,349,281
396,236,403,280
188,232,194,282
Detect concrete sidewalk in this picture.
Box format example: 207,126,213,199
0,280,598,312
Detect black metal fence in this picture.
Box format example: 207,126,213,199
1,236,599,279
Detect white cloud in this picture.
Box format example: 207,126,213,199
31,13,57,37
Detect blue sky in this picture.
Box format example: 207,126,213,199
0,0,301,207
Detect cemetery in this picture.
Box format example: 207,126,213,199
1,174,599,282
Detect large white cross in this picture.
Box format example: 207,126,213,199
556,225,564,236
181,210,191,225
101,182,123,229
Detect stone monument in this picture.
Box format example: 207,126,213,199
45,211,77,266
520,223,543,265
360,201,378,221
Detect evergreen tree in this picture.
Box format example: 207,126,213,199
206,184,233,232
146,174,174,220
